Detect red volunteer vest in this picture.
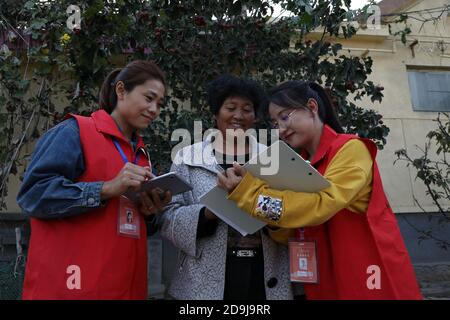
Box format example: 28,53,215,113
23,110,149,300
301,125,422,300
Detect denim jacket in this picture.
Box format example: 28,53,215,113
17,118,104,219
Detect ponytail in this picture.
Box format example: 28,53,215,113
99,68,122,114
308,82,344,133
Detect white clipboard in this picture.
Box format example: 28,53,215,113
199,140,330,236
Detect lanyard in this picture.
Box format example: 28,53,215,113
296,228,305,241
112,139,140,164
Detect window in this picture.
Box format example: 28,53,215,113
407,69,450,112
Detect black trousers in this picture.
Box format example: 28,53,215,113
223,251,266,300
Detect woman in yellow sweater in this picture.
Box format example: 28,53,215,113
217,81,422,300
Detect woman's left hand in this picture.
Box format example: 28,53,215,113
217,162,247,193
139,189,172,216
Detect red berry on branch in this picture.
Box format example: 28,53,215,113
154,28,163,40
346,81,355,91
139,11,150,21
194,16,206,27
255,21,264,29
219,23,235,30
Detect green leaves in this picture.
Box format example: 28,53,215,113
24,1,34,10
388,14,412,45
0,0,392,206
395,113,449,248
30,18,47,30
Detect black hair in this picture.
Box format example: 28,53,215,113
99,60,166,113
266,81,344,133
206,74,266,116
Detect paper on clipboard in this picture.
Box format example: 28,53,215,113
199,140,330,236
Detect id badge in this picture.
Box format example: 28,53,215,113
118,195,140,239
289,239,319,283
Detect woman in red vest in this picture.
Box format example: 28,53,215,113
217,81,422,300
17,60,171,299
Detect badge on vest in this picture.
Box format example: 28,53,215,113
118,196,141,238
255,194,283,221
289,229,319,283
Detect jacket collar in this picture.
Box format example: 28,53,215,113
181,131,266,174
301,124,338,166
91,109,145,150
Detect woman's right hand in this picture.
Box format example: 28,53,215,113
100,163,153,201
